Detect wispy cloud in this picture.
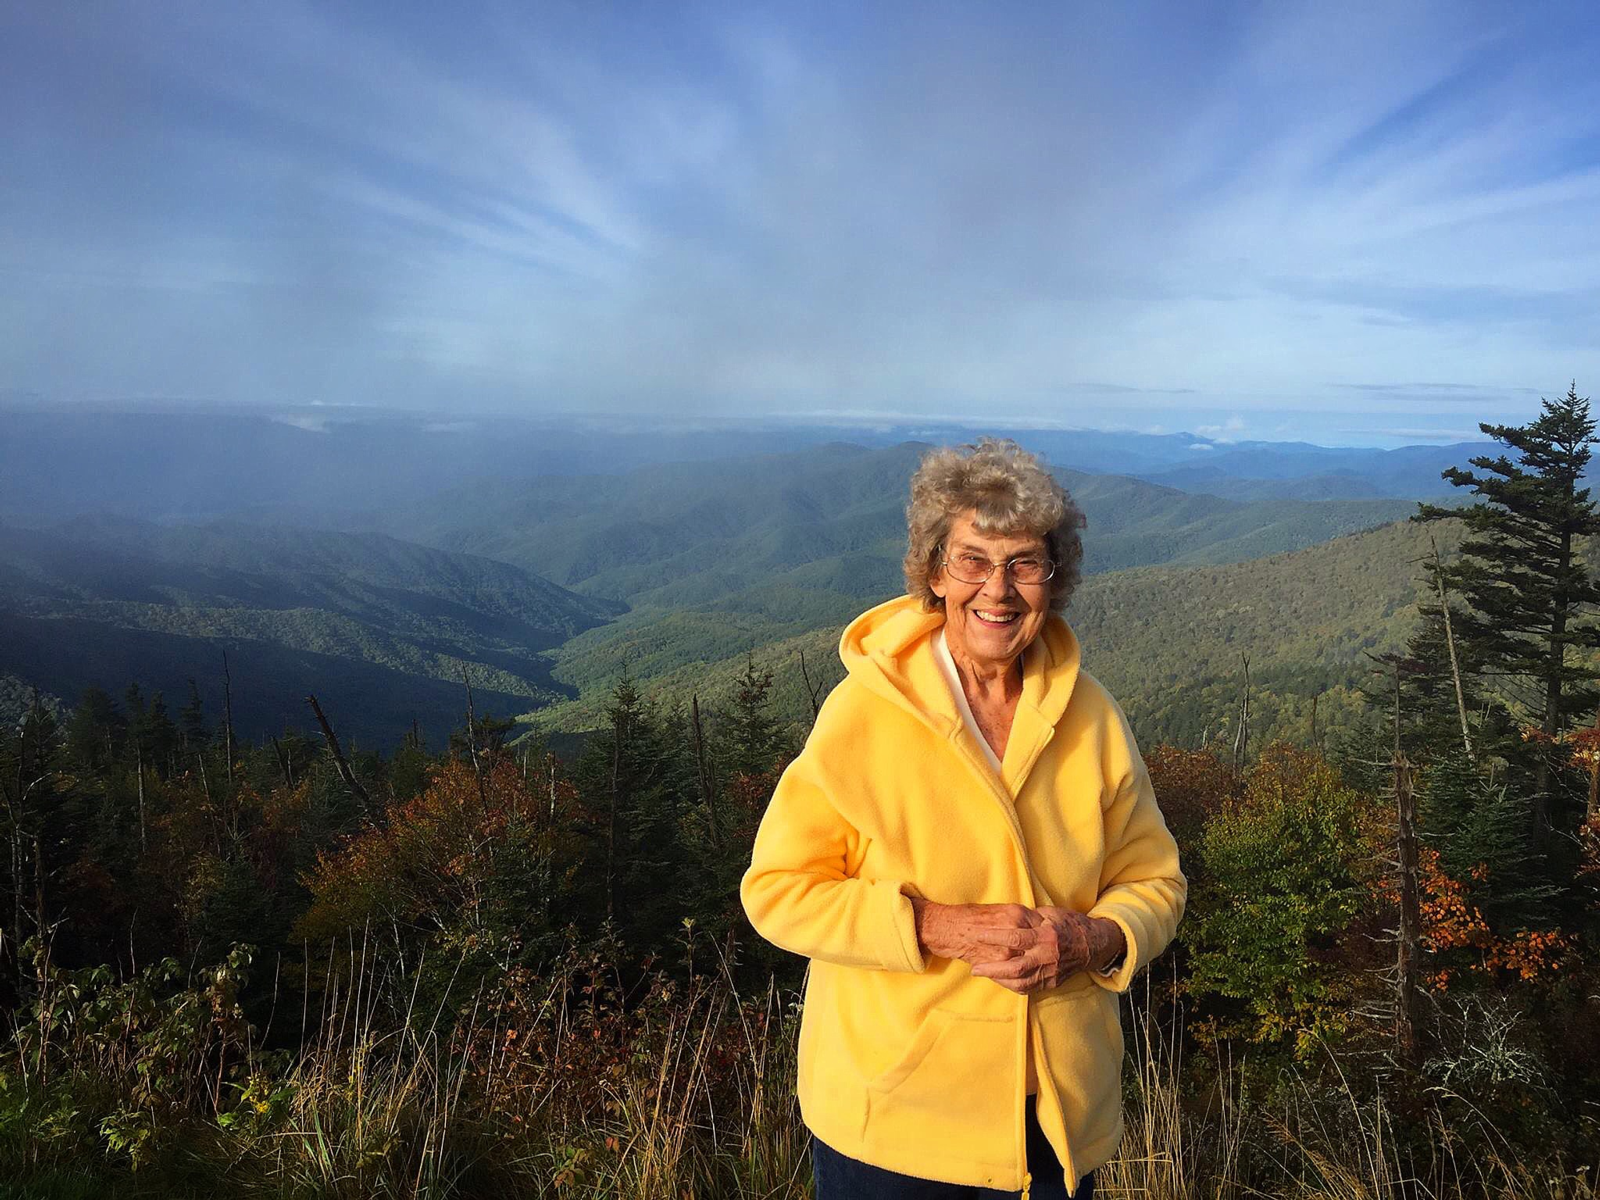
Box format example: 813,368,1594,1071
1330,382,1545,401
1,0,1596,444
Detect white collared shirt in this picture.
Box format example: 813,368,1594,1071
932,625,1003,775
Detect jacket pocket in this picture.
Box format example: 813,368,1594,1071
864,1007,1017,1170
1035,985,1124,1156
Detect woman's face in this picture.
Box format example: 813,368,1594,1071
929,510,1052,675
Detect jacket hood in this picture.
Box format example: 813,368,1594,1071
838,593,1083,738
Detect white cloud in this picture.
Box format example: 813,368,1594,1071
1195,416,1249,441
271,414,330,432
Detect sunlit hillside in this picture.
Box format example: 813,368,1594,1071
527,516,1464,752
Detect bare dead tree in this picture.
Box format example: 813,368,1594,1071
608,709,623,924
1394,751,1422,1067
798,649,829,725
461,668,488,809
306,694,371,813
221,649,236,783
1231,654,1251,772
545,750,560,907
691,695,720,845
134,737,147,853
196,751,214,819
1309,689,1322,756
1430,534,1475,763
30,833,44,963
270,736,292,789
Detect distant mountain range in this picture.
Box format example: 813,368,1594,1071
0,404,1490,524
1130,440,1500,500
0,406,1498,752
358,441,1421,601
0,518,620,748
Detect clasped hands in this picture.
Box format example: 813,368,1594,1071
909,898,1125,995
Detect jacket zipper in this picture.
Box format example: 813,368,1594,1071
945,723,1057,1196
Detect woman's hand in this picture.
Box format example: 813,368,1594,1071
909,898,1040,967
968,907,1126,994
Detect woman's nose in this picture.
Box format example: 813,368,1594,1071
980,568,1017,599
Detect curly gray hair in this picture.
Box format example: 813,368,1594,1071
902,438,1086,613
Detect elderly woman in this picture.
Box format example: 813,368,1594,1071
741,439,1185,1199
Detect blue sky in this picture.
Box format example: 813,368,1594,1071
2,1,1598,447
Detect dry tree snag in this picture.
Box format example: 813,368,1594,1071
306,694,372,813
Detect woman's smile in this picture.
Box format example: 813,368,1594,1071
932,511,1052,678
972,609,1019,625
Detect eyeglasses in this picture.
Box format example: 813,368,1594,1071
938,548,1057,586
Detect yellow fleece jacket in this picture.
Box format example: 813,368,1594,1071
740,594,1186,1193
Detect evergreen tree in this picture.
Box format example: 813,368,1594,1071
573,674,692,951
1415,384,1600,830
389,721,432,802
179,679,208,752
138,691,179,778
719,653,786,777
65,686,121,772
1419,747,1557,931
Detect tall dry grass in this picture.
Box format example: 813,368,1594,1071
3,938,1593,1199
1096,974,1596,1200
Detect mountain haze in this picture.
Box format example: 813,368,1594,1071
0,519,620,747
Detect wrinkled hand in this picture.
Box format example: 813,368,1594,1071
968,906,1127,995
910,899,1043,969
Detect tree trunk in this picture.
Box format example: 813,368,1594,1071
799,650,826,725
1232,654,1251,772
135,740,147,853
1536,530,1575,830
1587,704,1600,823
1430,536,1474,763
607,716,622,925
462,668,488,809
306,695,372,813
10,825,21,978
222,649,235,783
1395,752,1422,1068
30,833,44,955
691,695,720,845
546,752,559,911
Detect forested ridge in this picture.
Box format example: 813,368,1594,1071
532,514,1469,749
2,400,1598,1198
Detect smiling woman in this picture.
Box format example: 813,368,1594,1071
741,437,1186,1199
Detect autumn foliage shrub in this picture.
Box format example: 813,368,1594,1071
296,757,584,1012
1184,743,1379,1053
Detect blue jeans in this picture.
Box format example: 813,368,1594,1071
811,1095,1095,1199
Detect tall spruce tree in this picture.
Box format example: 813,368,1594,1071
720,652,786,777
573,673,692,951
1415,384,1600,831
